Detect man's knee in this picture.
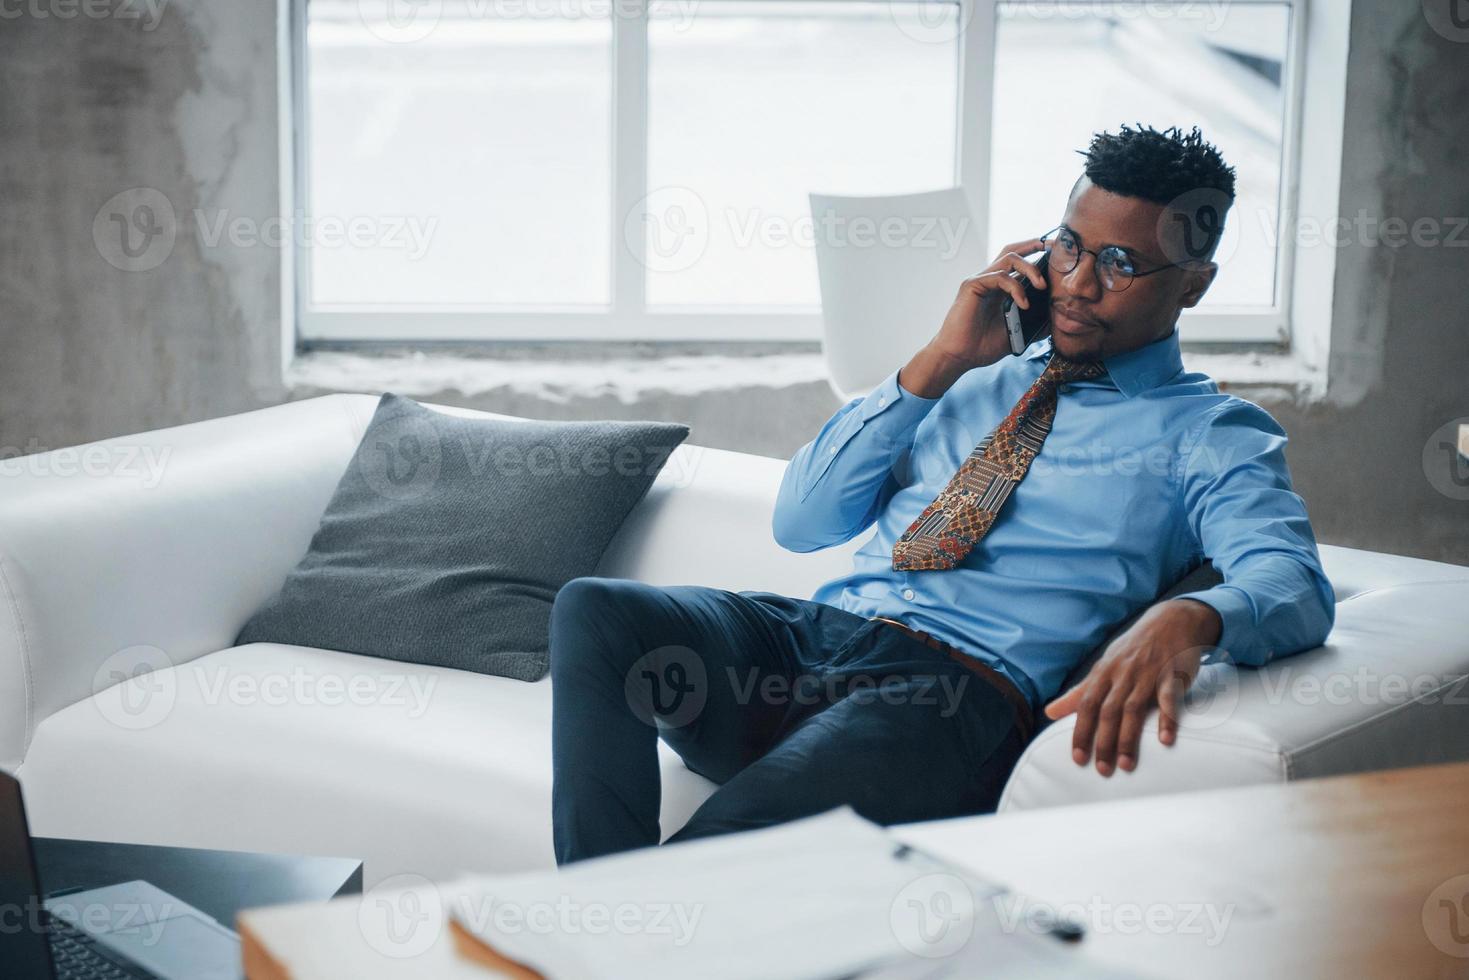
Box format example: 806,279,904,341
550,577,661,674
663,788,825,847
553,576,616,624
662,805,756,847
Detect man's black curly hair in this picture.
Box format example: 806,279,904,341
1080,124,1237,206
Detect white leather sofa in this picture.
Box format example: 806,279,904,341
5,395,1469,886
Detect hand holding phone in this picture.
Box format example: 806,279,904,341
1003,246,1052,356
927,237,1051,372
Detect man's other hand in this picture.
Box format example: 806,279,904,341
1043,598,1224,777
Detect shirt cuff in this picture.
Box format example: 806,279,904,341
1176,585,1261,665
857,370,941,429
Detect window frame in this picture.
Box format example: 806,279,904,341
292,0,1313,346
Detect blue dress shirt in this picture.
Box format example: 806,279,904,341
773,329,1336,709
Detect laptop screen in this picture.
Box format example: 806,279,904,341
0,770,57,978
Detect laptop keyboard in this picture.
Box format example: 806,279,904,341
47,916,154,980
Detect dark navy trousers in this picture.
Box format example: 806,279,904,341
549,578,1027,865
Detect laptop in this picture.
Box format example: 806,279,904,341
0,770,241,980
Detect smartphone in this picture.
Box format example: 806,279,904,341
1003,248,1052,356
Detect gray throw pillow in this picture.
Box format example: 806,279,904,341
237,394,689,681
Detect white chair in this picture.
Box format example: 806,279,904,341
809,187,987,400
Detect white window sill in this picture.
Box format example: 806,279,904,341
287,348,832,403
1182,348,1327,404
289,345,1326,405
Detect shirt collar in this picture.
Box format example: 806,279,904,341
1024,328,1185,398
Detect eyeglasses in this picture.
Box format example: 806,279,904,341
1039,226,1184,293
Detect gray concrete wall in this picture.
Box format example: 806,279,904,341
1264,0,1469,565
0,1,286,451
1,0,1465,563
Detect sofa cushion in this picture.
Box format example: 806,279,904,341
18,644,719,884
237,395,688,681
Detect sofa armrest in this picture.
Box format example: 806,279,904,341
0,395,380,767
999,576,1469,811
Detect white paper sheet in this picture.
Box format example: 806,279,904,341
448,807,1133,980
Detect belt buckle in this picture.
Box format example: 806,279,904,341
871,615,908,635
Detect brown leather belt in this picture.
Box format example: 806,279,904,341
871,617,1034,743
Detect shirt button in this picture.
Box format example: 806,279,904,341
878,395,888,408
829,446,838,455
901,588,916,602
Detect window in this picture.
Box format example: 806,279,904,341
305,2,613,309
645,2,958,309
294,0,1308,344
988,1,1301,342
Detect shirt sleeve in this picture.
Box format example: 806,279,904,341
772,369,939,553
1173,397,1336,667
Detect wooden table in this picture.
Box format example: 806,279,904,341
240,763,1469,978
892,761,1469,978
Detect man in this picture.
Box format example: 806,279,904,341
549,125,1335,865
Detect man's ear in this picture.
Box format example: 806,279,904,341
1178,263,1218,309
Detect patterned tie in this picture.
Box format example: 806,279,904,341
892,353,1107,571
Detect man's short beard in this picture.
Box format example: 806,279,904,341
1052,332,1105,364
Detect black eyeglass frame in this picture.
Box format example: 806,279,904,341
1036,225,1192,293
